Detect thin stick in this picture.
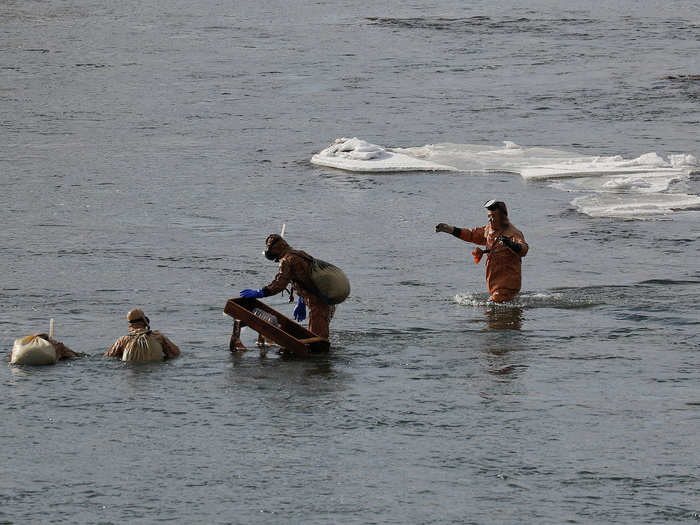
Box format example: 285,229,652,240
49,318,54,339
280,223,286,238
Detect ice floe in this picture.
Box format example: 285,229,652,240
311,138,699,218
571,193,700,218
311,137,457,172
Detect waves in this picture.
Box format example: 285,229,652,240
454,290,602,310
365,15,601,39
366,14,700,40
454,278,700,314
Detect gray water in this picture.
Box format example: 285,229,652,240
1,1,699,523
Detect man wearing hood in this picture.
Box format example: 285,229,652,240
240,235,335,340
436,200,529,303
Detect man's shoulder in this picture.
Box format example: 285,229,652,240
106,334,130,355
282,250,312,266
111,334,133,347
150,330,176,343
285,249,312,259
151,331,180,355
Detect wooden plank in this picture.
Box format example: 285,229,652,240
224,297,330,356
229,319,246,352
224,298,309,356
297,337,326,344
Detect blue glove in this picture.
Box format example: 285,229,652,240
240,288,264,299
293,297,306,322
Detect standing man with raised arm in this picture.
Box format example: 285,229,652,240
436,200,528,303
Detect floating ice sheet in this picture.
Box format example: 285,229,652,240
572,193,700,218
311,138,457,172
312,138,699,218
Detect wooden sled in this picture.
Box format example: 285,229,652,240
224,297,330,357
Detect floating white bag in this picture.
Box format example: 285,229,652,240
10,335,57,366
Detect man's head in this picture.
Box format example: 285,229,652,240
484,200,509,229
127,308,150,328
264,234,290,262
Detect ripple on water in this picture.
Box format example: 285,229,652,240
454,290,603,309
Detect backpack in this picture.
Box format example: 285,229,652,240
11,335,57,366
307,257,351,305
122,331,164,362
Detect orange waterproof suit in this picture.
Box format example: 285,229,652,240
455,222,528,302
262,239,335,340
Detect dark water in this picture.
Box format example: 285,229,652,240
1,1,699,523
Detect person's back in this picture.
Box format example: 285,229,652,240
119,328,165,362
106,309,180,362
266,246,316,298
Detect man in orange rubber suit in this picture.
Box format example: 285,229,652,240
240,234,335,340
436,200,528,302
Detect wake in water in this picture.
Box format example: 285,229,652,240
454,290,603,309
455,279,700,311
312,139,700,218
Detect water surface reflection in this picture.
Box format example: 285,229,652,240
485,305,523,331
483,306,526,378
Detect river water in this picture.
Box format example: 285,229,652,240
1,1,699,523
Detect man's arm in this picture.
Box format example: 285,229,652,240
157,333,180,358
262,257,294,296
457,226,487,245
513,231,528,256
105,337,126,358
436,223,487,245
499,229,528,256
50,338,80,359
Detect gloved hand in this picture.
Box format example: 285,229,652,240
435,223,452,233
240,288,265,299
498,235,522,253
293,296,306,322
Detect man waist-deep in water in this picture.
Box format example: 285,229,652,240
436,200,528,302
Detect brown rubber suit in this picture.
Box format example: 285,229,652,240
262,236,335,340
105,328,181,359
456,222,529,302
